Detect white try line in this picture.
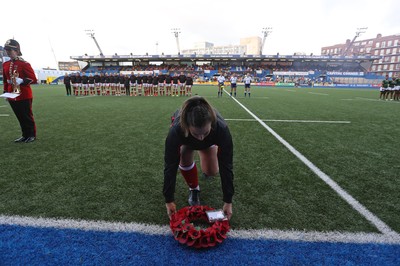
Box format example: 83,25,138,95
225,118,351,124
76,95,97,99
0,114,10,117
0,105,7,108
1,215,399,244
308,92,329,96
223,89,399,238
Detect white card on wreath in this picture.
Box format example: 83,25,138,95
206,210,227,222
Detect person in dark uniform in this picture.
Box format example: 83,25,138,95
136,75,143,96
129,72,137,96
142,75,148,96
165,73,172,96
163,96,234,220
88,73,95,96
152,74,159,96
64,73,72,96
70,74,77,96
178,72,186,96
172,73,179,96
94,72,101,96
124,74,130,96
118,73,125,96
81,73,89,96
185,74,194,96
73,73,82,96
2,39,38,143
158,73,166,96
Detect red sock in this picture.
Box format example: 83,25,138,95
179,163,198,189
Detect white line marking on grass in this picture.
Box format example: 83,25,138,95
308,92,329,96
223,89,399,238
341,99,354,101
0,105,7,108
0,215,170,235
0,114,9,117
225,118,351,124
76,95,97,99
356,97,382,102
286,89,297,92
1,215,399,244
230,228,400,244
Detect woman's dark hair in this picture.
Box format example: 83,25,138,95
179,96,216,137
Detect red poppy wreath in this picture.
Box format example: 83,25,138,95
170,205,230,248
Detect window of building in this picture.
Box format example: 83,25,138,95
382,42,386,48
376,42,380,48
388,40,393,47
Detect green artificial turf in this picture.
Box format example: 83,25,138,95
0,84,398,234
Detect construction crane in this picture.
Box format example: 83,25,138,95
341,27,368,56
85,30,104,56
171,28,181,54
261,27,273,55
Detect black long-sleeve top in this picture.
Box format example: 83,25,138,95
163,111,234,204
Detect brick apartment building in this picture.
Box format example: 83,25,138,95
321,33,400,77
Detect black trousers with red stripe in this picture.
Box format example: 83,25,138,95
9,99,36,138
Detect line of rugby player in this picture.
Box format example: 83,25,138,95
379,75,400,101
67,72,194,97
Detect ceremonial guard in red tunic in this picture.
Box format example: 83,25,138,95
2,39,37,143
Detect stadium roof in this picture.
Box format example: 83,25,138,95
70,54,381,64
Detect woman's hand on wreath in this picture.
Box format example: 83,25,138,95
223,202,232,220
166,202,177,220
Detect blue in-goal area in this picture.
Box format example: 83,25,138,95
1,224,399,265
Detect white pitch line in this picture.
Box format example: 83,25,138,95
223,89,399,238
225,118,351,124
308,92,329,96
286,89,297,92
0,105,7,108
356,97,382,102
0,114,10,117
76,95,97,99
1,215,399,244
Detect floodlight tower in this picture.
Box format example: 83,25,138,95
156,41,159,54
261,27,273,55
171,28,181,54
85,29,104,56
341,27,368,56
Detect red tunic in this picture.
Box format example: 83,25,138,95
2,57,37,101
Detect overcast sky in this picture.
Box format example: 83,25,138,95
2,0,400,70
